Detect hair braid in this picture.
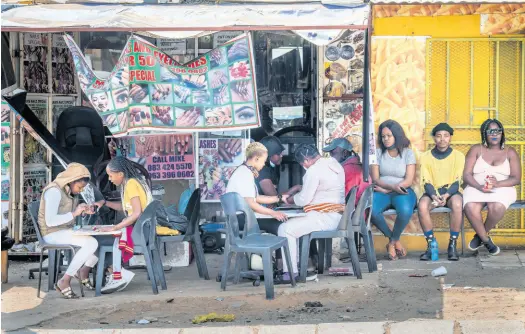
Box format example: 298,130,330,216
107,156,153,214
480,118,506,149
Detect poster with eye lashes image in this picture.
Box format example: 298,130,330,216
64,33,260,137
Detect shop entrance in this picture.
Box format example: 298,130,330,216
426,38,525,234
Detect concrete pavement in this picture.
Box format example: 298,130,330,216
7,320,525,334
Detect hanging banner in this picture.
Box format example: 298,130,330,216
198,137,245,201
64,33,260,137
110,134,195,180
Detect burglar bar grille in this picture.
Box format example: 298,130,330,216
426,38,525,232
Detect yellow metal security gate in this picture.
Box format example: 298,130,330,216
426,38,525,234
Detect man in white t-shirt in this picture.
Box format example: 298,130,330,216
277,144,345,283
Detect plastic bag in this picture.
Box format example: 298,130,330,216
165,205,189,233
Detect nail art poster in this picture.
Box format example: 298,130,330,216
64,33,260,137
109,134,195,180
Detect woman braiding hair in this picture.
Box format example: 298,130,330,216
94,156,153,294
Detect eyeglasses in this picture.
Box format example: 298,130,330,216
486,129,503,135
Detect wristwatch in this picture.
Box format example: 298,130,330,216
277,194,283,204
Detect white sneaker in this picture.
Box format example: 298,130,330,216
305,271,318,282
117,268,135,292
101,275,126,294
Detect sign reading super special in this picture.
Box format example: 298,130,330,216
64,34,260,137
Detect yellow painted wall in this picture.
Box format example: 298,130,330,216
374,15,482,38
373,14,524,39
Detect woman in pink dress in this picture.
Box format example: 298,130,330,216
463,119,521,255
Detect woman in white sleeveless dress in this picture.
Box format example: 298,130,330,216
463,119,521,255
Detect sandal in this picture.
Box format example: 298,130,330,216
54,283,79,299
78,278,95,290
386,244,398,261
74,274,95,290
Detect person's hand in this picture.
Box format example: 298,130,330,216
374,185,391,194
285,185,302,196
487,175,498,188
270,211,288,222
177,107,200,127
439,194,449,206
392,184,408,195
430,195,445,207
94,200,106,210
478,185,493,193
281,194,289,204
73,203,89,217
285,195,295,205
99,226,118,232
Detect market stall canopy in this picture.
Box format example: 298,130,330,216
1,3,369,40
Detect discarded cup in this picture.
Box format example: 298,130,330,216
431,266,447,277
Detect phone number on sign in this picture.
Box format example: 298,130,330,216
150,171,195,179
147,163,193,172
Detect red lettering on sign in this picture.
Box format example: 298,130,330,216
186,57,207,68
133,41,151,53
129,70,157,82
153,51,174,66
129,55,136,66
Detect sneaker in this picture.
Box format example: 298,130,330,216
447,238,459,261
117,268,135,292
305,271,318,282
419,238,433,261
468,234,483,251
484,237,500,256
101,275,126,294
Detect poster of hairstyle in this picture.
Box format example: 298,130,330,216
24,96,49,165
23,33,49,94
52,34,77,95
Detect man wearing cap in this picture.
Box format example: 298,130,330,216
323,137,369,202
418,123,465,261
257,136,302,202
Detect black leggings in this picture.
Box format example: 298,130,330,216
237,214,318,259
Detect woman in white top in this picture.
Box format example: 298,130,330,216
226,142,288,222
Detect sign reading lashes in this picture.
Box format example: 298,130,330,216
64,34,260,137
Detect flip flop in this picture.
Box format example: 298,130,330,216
386,244,398,261
54,283,79,299
395,246,407,258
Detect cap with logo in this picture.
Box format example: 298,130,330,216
322,137,353,152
